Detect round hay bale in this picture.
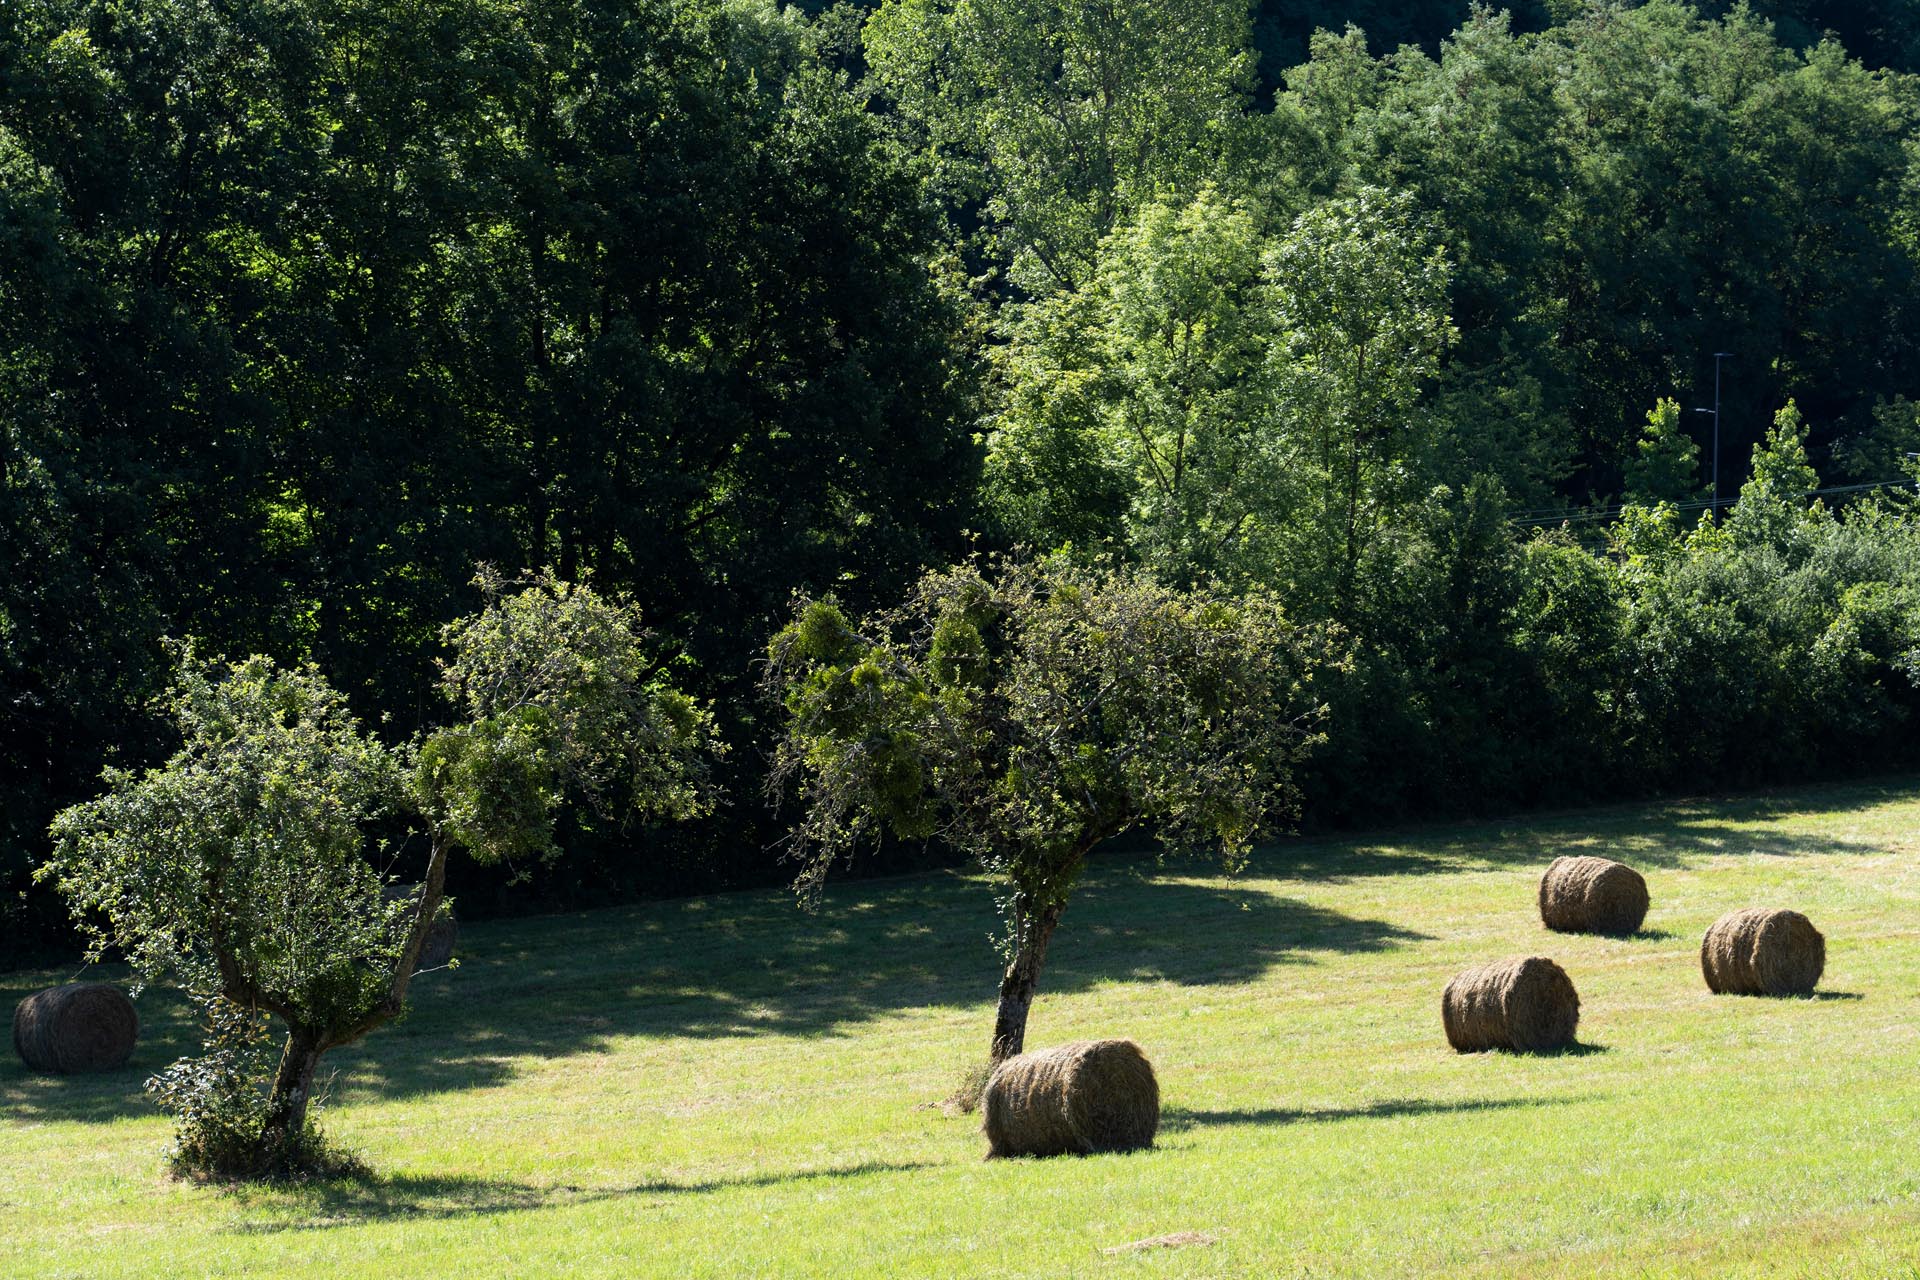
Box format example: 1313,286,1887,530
12,982,138,1075
1701,908,1824,996
1441,956,1580,1053
1538,855,1650,936
981,1039,1159,1159
383,884,458,972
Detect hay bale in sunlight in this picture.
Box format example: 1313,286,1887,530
1538,855,1649,936
12,982,138,1074
981,1039,1159,1159
1701,908,1824,996
1441,956,1579,1053
384,884,458,972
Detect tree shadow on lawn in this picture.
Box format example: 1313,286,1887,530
2,863,1425,1122
1160,1093,1596,1133
0,966,196,1124
334,864,1428,1101
1264,777,1917,883
226,1159,943,1234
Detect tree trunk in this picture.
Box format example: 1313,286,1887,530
263,1027,325,1141
989,898,1064,1065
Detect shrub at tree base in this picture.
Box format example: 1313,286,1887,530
144,997,365,1183
1442,957,1580,1053
12,982,138,1074
982,1039,1159,1159
1702,908,1826,996
1538,855,1650,936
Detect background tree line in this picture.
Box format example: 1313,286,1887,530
8,0,1920,962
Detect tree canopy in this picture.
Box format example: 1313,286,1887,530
764,556,1323,1063
43,572,715,1175
11,0,1920,974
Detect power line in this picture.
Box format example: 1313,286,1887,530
1508,477,1916,530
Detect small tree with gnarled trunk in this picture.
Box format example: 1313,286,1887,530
43,569,717,1178
764,557,1322,1075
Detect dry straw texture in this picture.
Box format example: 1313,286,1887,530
982,1039,1159,1159
1538,855,1649,935
1441,956,1580,1053
1701,907,1825,996
12,982,139,1074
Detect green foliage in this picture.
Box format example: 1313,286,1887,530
1311,470,1920,825
12,0,1920,975
1832,396,1920,483
1728,400,1827,548
425,567,722,856
984,187,1282,580
412,710,563,867
43,650,406,1017
766,556,1324,917
0,0,977,948
144,996,362,1183
1268,187,1454,610
1277,3,1920,502
865,0,1254,288
41,572,717,1178
985,184,1452,606
1624,399,1705,506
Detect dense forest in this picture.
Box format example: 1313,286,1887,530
8,0,1920,961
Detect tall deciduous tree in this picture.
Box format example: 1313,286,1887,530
1623,399,1705,506
763,557,1322,1070
986,187,1288,582
985,185,1452,607
1269,187,1454,612
864,0,1253,290
43,571,717,1176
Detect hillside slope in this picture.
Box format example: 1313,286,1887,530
5,781,1919,1278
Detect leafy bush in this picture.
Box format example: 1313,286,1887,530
146,998,364,1182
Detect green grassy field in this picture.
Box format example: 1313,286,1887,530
5,780,1920,1278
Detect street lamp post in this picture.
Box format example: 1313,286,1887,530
1693,352,1732,512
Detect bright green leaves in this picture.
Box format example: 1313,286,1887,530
40,570,721,1176
767,602,942,875
986,183,1452,607
987,187,1272,580
432,567,722,840
413,708,562,866
42,648,404,1010
765,556,1323,929
865,0,1253,289
1728,401,1829,549
1624,399,1706,507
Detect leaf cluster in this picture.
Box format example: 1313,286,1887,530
765,556,1325,915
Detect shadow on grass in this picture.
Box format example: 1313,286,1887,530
320,865,1429,1107
1265,777,1917,883
1440,1042,1609,1060
227,1160,941,1233
1161,1093,1593,1133
2,864,1426,1122
0,966,193,1125
9,777,1908,1123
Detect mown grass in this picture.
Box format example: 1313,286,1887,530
4,779,1920,1278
